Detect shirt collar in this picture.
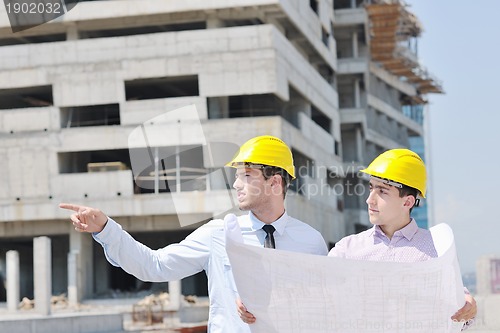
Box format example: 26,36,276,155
249,210,288,236
372,218,419,241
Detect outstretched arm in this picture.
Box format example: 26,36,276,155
59,202,211,282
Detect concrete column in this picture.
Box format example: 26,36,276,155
69,230,94,302
207,17,224,29
6,250,20,312
34,236,51,316
352,31,359,58
355,127,363,163
208,97,229,119
168,280,181,310
67,251,79,306
66,24,79,40
354,79,361,108
354,126,365,208
287,94,310,127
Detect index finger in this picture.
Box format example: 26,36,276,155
59,203,84,212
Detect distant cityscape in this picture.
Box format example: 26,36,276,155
463,272,477,295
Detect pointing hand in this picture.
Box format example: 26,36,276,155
59,203,108,233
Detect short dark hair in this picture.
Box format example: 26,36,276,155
261,166,292,198
397,184,419,212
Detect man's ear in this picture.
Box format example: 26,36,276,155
404,195,416,208
270,174,281,187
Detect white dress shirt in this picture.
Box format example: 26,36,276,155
93,211,328,333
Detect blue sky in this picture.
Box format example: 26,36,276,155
407,1,500,274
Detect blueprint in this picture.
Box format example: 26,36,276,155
225,215,465,333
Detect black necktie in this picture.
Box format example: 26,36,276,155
262,225,276,249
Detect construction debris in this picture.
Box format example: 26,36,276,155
136,291,170,307
18,293,70,311
184,295,197,304
19,297,34,310
132,292,171,325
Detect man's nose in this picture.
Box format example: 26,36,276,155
366,191,375,205
233,177,241,190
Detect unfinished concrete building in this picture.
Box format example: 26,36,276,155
334,0,442,234
0,0,440,307
0,0,343,303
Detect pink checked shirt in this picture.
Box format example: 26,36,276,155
328,219,437,261
328,219,473,330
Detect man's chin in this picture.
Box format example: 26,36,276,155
238,204,250,211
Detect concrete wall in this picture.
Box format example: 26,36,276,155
0,23,341,205
0,313,123,333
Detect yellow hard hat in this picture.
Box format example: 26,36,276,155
361,148,427,198
226,135,295,179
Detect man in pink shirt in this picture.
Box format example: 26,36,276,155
329,149,475,329
238,148,477,329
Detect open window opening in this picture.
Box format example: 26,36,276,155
0,85,53,110
60,104,120,128
80,21,206,39
125,76,199,101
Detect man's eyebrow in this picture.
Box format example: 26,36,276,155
370,182,391,190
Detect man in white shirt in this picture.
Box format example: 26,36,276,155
60,135,328,333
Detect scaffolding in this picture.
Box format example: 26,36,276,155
366,0,443,98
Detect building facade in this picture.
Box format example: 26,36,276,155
0,0,439,303
474,256,500,332
333,0,442,233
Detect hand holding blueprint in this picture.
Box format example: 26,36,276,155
225,218,465,333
